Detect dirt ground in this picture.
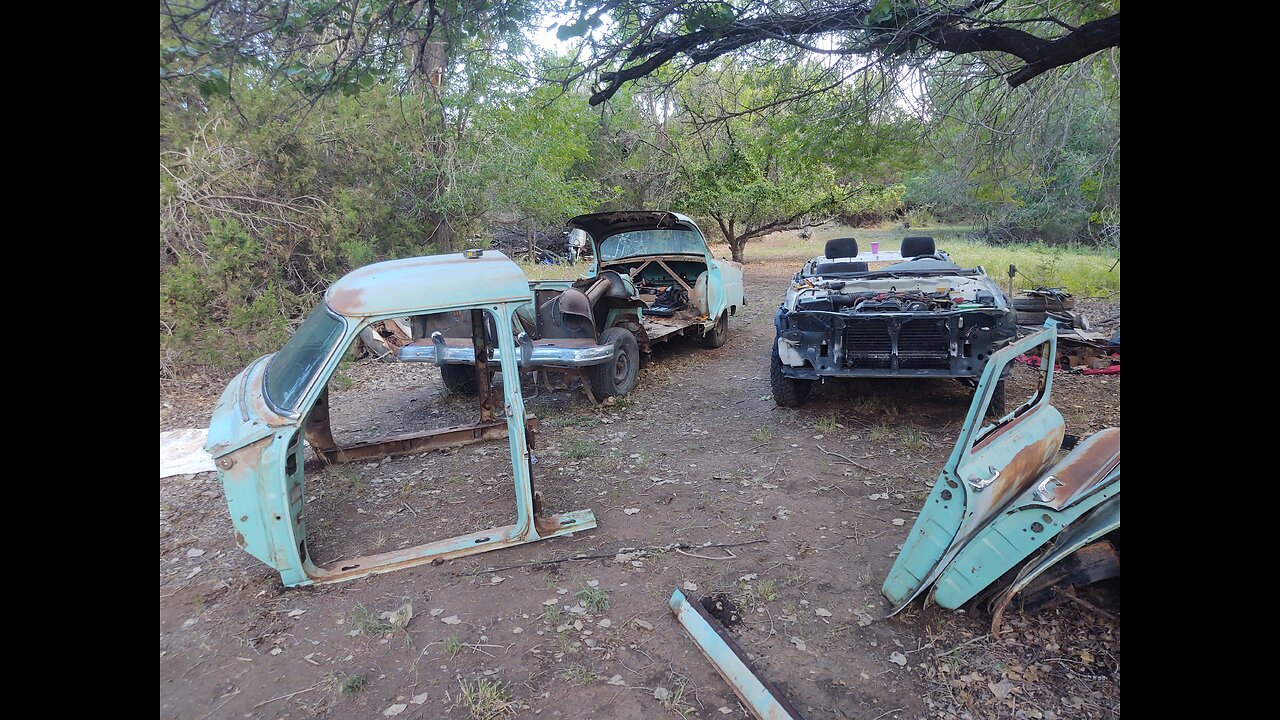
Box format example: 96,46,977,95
160,257,1120,720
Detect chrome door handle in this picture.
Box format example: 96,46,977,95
1034,475,1064,502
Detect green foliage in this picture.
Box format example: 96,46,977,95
906,51,1120,245
668,60,924,260
160,59,609,375
160,3,1117,377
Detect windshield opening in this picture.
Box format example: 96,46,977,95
598,229,704,262
265,306,347,413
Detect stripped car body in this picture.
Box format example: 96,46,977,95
402,211,745,400
205,251,597,587
882,322,1120,617
771,236,1017,408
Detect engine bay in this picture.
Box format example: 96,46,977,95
790,276,1004,314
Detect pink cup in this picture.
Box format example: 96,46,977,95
870,241,879,254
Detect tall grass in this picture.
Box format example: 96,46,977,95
714,223,1119,296
514,223,1119,296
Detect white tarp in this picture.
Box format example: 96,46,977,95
160,428,216,478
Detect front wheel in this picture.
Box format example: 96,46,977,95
771,344,813,407
588,327,640,398
702,311,729,349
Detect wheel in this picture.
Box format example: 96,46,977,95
440,363,479,395
588,327,640,398
770,344,813,407
702,312,729,348
985,378,1007,418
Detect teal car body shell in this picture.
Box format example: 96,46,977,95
206,251,597,587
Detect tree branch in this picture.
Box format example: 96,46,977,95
587,5,1120,105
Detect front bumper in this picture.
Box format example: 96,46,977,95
775,308,1015,379
399,336,615,368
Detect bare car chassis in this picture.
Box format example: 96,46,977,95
205,251,597,587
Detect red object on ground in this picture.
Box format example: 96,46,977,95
1014,353,1120,375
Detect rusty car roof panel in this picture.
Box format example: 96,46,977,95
324,250,531,318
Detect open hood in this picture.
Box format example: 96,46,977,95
566,211,699,244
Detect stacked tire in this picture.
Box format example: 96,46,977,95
1012,293,1075,326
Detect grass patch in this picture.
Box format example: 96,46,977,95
869,424,893,442
903,426,928,452
339,674,366,697
554,632,580,655
349,601,393,637
458,678,514,720
444,634,463,659
566,439,597,459
330,370,357,391
562,664,598,686
814,412,839,434
575,584,610,613
759,578,779,602
336,465,362,492
513,260,580,281
658,680,697,718
542,605,562,624
749,426,774,442
944,237,1119,296
713,223,1119,295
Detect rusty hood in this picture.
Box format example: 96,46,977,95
567,211,699,243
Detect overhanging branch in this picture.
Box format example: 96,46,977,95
588,7,1120,105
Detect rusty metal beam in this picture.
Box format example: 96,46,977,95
654,259,693,293
313,416,539,464
472,308,496,423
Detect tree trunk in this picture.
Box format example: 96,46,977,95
403,12,457,252
729,235,745,263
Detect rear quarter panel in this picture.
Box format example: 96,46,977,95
710,258,744,317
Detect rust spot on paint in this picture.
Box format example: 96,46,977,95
327,287,367,315
1040,428,1120,507
534,514,564,535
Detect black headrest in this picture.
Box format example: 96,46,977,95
824,237,859,259
815,261,869,275
901,236,936,257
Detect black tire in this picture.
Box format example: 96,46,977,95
588,327,640,398
1011,294,1075,312
440,363,479,395
770,344,813,407
1016,310,1048,325
702,312,729,349
985,378,1007,418
901,236,936,257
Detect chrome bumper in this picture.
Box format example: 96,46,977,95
399,334,615,368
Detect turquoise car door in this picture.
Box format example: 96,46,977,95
882,324,1066,612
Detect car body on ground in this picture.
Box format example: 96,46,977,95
882,322,1120,626
204,250,597,587
402,211,745,400
770,235,1017,411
